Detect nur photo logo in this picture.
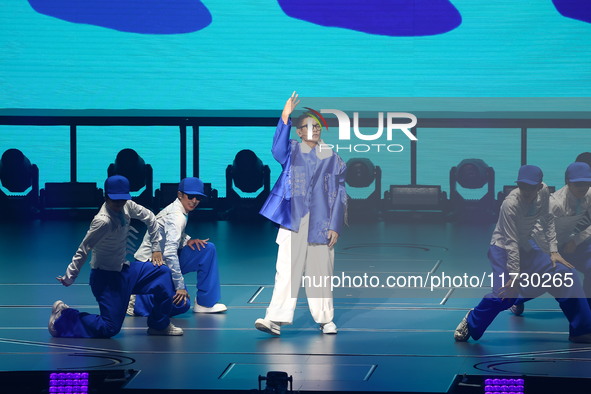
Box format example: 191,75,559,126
300,107,417,153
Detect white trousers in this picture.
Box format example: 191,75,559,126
265,213,334,324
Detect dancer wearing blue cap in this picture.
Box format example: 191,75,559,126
49,175,183,337
510,162,591,315
454,165,591,343
131,177,226,316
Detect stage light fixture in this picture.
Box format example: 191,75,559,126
225,149,270,219
48,372,89,394
258,371,293,394
0,149,40,219
449,158,496,220
108,148,154,208
346,157,377,188
484,377,525,394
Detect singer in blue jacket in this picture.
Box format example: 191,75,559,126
255,92,347,336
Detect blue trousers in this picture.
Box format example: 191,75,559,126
467,243,591,340
54,262,175,338
515,238,591,308
566,238,591,299
134,242,221,317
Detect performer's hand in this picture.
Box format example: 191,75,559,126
550,251,574,269
56,276,71,287
498,277,520,300
187,238,209,251
281,91,300,124
327,230,339,248
173,289,189,306
564,240,577,254
152,251,164,266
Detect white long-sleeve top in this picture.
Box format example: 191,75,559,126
533,185,591,249
62,200,161,285
134,199,191,291
490,183,557,274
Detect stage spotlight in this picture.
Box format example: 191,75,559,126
455,158,489,189
346,157,376,188
576,152,591,168
230,149,267,193
449,158,496,221
345,158,382,220
258,371,293,394
483,377,525,394
225,149,270,219
108,148,154,208
49,372,89,394
0,149,36,193
0,148,39,219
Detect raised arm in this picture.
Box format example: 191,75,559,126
272,92,300,165
281,91,300,125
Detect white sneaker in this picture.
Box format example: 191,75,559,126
126,294,136,317
193,301,227,313
320,322,338,334
48,300,69,337
254,318,280,336
147,322,184,336
454,309,472,342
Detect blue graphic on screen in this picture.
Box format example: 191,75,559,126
277,0,462,36
27,0,212,34
3,2,591,194
553,0,591,24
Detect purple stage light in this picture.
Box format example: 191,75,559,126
49,372,89,394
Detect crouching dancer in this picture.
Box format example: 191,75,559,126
49,175,183,337
454,165,591,343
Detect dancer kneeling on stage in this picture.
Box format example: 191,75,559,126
130,177,226,316
510,162,591,315
49,175,183,337
255,91,347,336
454,165,591,343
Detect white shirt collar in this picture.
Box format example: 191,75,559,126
299,140,333,159
173,198,189,215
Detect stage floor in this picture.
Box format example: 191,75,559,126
1,217,591,393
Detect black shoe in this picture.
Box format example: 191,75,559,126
510,304,524,316
569,333,591,343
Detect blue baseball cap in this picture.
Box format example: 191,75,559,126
516,165,543,185
105,175,132,200
178,177,207,197
566,162,591,183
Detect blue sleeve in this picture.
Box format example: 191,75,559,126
271,118,292,165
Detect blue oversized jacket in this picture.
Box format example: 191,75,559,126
259,118,347,244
